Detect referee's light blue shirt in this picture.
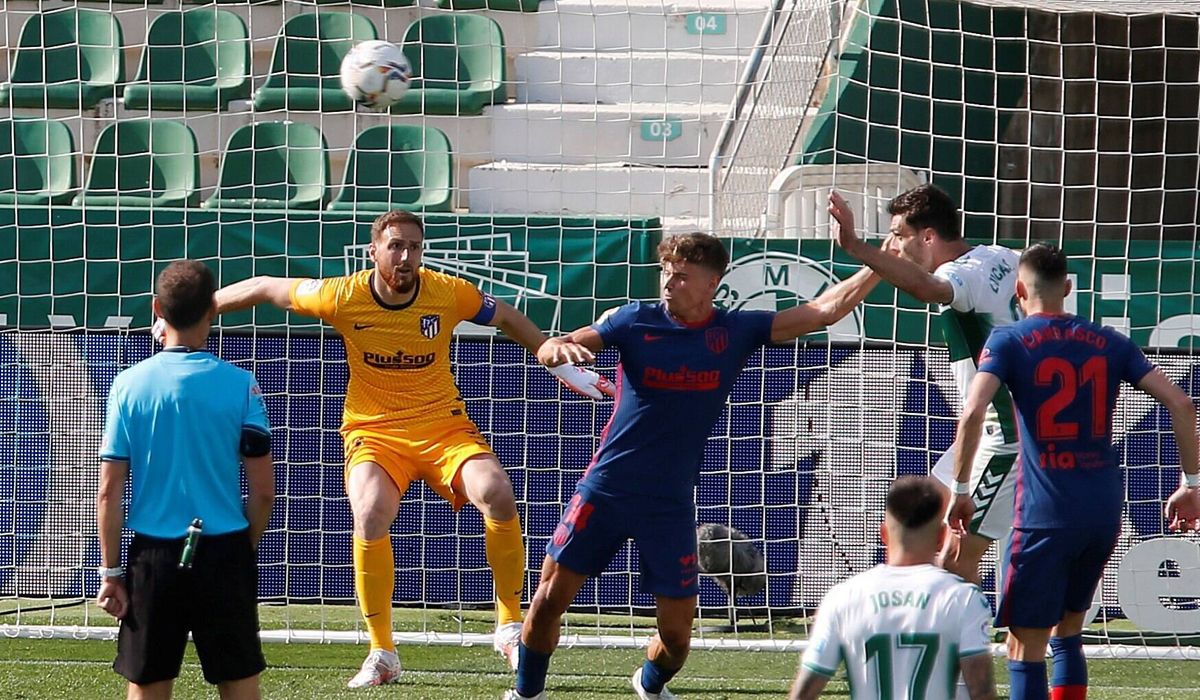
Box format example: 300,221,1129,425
99,349,271,538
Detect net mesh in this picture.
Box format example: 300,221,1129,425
0,0,1198,659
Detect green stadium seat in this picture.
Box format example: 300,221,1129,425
183,0,277,5
0,119,77,205
74,121,200,208
253,13,377,112
123,9,251,112
0,9,125,110
390,15,506,116
436,0,539,12
203,122,329,210
316,0,416,6
329,125,453,213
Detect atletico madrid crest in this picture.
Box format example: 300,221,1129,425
705,327,728,354
420,314,441,339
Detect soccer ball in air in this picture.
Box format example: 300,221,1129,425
340,40,412,110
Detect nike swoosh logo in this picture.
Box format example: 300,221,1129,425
354,323,375,330
680,576,697,587
364,612,381,619
644,334,664,341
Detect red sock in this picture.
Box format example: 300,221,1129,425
1051,686,1087,700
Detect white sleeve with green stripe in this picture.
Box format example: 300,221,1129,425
958,586,994,658
801,588,844,677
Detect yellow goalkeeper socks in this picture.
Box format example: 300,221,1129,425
484,515,525,626
353,534,396,652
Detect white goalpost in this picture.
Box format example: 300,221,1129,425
0,0,1198,664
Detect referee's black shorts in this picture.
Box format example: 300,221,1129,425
115,528,266,685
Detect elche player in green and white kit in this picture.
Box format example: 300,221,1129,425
831,185,1020,584
791,477,996,700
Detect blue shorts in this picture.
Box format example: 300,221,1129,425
545,489,699,598
996,526,1118,629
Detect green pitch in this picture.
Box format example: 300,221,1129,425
2,602,1197,698
1,637,1198,699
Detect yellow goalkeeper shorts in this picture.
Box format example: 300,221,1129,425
343,418,494,511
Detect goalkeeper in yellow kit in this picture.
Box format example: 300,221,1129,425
214,210,611,688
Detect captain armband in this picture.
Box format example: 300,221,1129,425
240,426,272,458
469,293,498,325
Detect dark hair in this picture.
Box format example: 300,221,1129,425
156,260,216,330
657,232,729,276
885,476,944,530
887,184,960,241
371,209,424,241
1019,242,1069,285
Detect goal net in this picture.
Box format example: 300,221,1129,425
1,0,1199,660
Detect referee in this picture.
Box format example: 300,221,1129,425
95,260,275,699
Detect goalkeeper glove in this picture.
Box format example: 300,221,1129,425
151,317,166,345
547,364,615,399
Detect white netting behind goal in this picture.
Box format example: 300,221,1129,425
1,0,1199,660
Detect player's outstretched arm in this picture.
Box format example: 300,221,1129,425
829,190,954,304
488,299,550,357
788,668,830,700
959,653,997,700
770,265,881,343
1137,368,1200,531
215,276,300,314
949,371,1002,532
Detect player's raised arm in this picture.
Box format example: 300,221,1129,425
770,265,880,343
214,276,301,314
830,190,955,304
1136,368,1200,531
949,370,1003,532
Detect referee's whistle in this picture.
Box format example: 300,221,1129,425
179,518,203,570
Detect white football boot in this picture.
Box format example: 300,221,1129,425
631,665,678,699
493,621,523,671
347,648,402,688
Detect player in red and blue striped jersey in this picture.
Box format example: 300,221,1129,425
504,231,885,700
949,243,1200,700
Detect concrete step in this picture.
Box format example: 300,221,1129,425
537,0,771,54
516,49,744,105
486,102,728,166
467,161,710,218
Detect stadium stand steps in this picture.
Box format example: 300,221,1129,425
487,102,728,167
539,0,770,54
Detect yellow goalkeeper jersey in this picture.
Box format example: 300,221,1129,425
289,269,497,433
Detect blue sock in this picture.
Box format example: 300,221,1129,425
515,642,551,698
640,659,679,694
1008,660,1049,700
1049,635,1087,694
